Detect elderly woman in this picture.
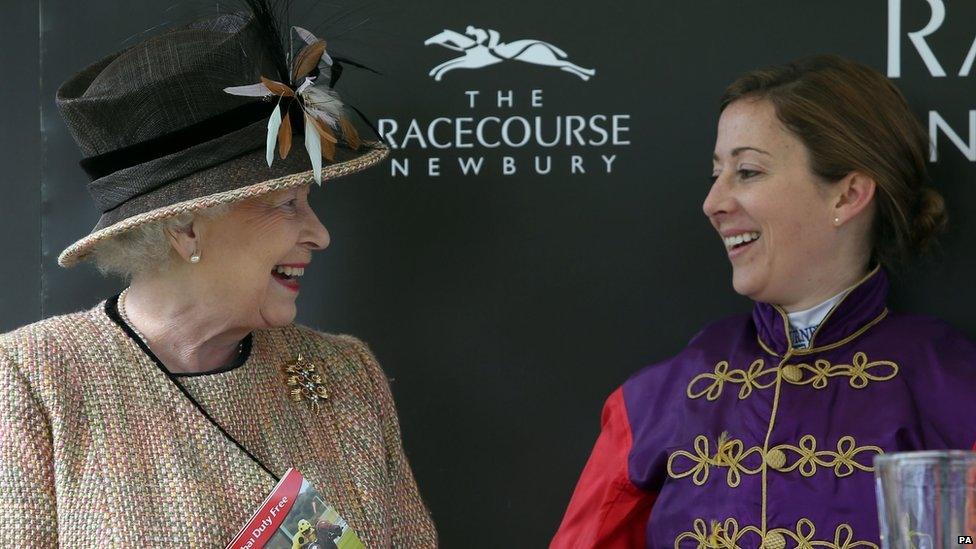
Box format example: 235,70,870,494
0,8,436,548
552,55,976,548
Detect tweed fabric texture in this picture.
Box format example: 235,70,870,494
0,298,437,547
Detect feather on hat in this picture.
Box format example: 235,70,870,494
55,0,386,268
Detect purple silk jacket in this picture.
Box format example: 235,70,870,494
552,266,976,548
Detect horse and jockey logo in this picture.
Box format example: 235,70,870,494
424,26,596,81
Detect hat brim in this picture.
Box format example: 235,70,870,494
57,141,389,268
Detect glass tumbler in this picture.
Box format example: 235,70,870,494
874,451,976,549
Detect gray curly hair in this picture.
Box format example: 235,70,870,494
89,203,230,280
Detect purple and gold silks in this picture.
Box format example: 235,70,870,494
621,266,976,547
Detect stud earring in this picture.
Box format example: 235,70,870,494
834,217,840,225
189,247,201,263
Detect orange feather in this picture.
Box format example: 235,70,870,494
260,76,294,97
277,110,292,159
292,40,327,83
339,117,361,150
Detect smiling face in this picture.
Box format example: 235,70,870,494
703,98,844,309
189,183,329,328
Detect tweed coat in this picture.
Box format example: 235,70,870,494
0,294,437,547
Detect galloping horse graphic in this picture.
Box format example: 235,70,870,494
424,26,596,81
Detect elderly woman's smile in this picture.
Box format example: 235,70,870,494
271,263,307,291
190,183,329,327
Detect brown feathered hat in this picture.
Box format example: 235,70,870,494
55,2,387,267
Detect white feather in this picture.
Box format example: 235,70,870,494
291,26,332,68
266,99,282,167
301,86,344,128
304,114,323,185
296,77,315,94
224,83,273,97
304,106,337,129
293,26,318,45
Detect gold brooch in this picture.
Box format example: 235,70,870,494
282,353,328,405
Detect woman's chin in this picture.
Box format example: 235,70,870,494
731,269,764,300
259,296,299,327
262,308,297,327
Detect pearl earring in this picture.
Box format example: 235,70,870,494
834,217,840,225
189,247,201,263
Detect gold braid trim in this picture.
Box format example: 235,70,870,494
667,434,882,486
785,352,898,390
767,436,883,477
673,518,762,549
674,518,879,549
686,353,899,401
768,519,879,549
666,432,763,487
686,359,778,400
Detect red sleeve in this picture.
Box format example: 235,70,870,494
550,387,657,549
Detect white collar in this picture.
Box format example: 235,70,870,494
786,286,853,348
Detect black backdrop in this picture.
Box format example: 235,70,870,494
2,1,975,546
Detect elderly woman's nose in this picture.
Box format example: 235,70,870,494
303,210,330,250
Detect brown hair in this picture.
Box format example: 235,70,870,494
720,54,947,267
